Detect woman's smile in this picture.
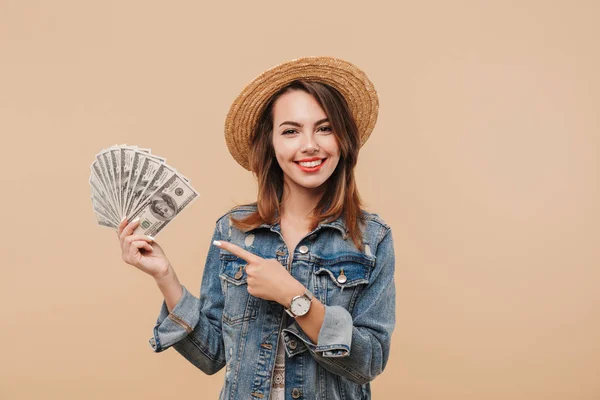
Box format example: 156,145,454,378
294,157,327,172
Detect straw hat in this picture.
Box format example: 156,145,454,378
224,56,379,171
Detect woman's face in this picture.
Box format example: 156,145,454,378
271,89,340,195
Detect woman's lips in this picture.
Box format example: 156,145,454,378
295,158,327,172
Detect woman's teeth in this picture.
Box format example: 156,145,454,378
298,159,323,167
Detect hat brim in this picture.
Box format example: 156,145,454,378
224,56,379,171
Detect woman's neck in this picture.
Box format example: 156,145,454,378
280,181,325,221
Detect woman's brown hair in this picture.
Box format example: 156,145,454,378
230,80,368,252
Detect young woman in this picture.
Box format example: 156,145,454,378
117,56,396,400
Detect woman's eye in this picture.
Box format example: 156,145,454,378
282,127,331,135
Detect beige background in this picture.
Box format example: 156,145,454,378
1,1,598,399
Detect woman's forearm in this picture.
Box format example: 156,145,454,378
154,264,183,312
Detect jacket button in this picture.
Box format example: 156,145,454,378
337,268,347,284
291,388,302,398
289,340,297,350
234,268,243,280
298,245,309,254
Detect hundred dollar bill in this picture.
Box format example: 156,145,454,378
119,146,137,215
91,195,118,228
109,146,123,216
123,149,145,216
120,145,152,211
90,172,120,222
130,173,199,237
94,211,117,229
130,163,177,216
125,153,166,217
124,152,166,217
94,151,117,213
129,152,166,211
114,143,129,215
90,161,117,219
100,148,119,215
91,191,119,225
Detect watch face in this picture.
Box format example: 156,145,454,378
290,296,311,316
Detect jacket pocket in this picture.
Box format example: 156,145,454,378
219,253,259,325
313,252,375,311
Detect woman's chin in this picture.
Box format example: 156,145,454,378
291,177,330,190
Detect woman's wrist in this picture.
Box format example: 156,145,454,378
153,264,183,313
152,262,173,281
279,279,306,308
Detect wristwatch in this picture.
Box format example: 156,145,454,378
285,289,314,318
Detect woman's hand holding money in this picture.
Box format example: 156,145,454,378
118,217,171,278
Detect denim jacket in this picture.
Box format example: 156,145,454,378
148,204,396,399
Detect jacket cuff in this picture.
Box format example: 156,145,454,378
282,305,352,358
148,284,200,352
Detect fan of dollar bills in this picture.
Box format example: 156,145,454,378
89,144,199,237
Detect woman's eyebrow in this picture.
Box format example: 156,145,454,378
279,118,329,127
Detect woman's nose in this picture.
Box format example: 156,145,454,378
301,134,320,153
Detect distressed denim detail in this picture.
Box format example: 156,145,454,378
147,203,396,399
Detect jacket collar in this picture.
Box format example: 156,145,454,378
252,209,348,239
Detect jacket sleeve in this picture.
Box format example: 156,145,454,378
148,220,226,375
282,226,396,384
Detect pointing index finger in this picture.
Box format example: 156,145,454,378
214,240,260,263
